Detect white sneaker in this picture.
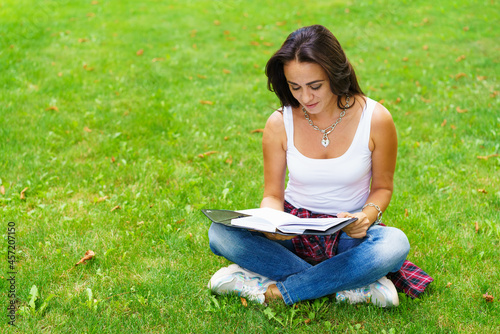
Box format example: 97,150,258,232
207,264,276,304
226,264,276,288
336,276,399,307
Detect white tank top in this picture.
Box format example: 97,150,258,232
283,98,375,215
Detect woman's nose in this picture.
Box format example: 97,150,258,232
302,89,314,104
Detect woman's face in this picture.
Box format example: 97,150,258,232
283,60,336,115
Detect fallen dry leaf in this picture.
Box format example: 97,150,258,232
477,189,487,194
456,107,468,113
87,12,96,17
483,293,494,302
378,99,385,104
198,151,218,158
96,196,108,203
477,153,500,160
0,185,5,195
152,58,164,62
422,45,429,50
91,1,99,4
213,20,220,26
251,128,264,133
222,69,231,74
475,222,479,233
75,250,95,266
84,126,92,133
463,26,469,31
476,76,487,81
404,208,409,217
83,64,94,71
456,55,466,62
78,38,88,43
46,106,59,112
446,282,452,288
441,119,447,127
395,97,402,104
197,74,207,79
240,297,248,307
190,30,197,38
111,205,121,212
136,49,144,56
455,73,467,80
276,21,286,26
20,187,28,200
250,41,260,46
200,100,214,105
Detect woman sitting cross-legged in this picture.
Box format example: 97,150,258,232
207,24,433,307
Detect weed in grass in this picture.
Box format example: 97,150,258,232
17,285,56,317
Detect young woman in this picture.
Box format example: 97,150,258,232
207,25,432,306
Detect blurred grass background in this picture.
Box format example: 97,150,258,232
0,0,499,332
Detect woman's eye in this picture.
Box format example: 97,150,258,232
291,86,300,91
311,85,322,90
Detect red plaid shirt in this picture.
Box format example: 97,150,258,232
284,201,433,299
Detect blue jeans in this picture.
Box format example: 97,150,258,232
208,223,410,305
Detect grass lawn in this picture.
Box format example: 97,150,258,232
1,0,499,332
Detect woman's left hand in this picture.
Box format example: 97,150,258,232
337,211,372,238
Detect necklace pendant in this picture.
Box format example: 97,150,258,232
321,137,330,148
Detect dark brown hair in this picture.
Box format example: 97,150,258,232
266,25,364,109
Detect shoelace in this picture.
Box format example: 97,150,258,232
232,276,267,302
337,287,371,304
233,270,274,287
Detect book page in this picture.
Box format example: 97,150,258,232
277,218,350,233
235,208,300,225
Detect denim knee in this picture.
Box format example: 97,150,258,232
377,226,410,270
365,226,409,269
208,223,224,256
391,227,410,258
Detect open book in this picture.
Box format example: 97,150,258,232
202,207,357,235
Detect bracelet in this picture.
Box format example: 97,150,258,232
362,203,383,224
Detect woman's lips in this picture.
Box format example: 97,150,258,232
306,102,319,109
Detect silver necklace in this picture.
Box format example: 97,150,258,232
302,95,350,148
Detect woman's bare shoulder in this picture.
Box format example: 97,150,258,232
265,109,286,133
372,101,394,123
